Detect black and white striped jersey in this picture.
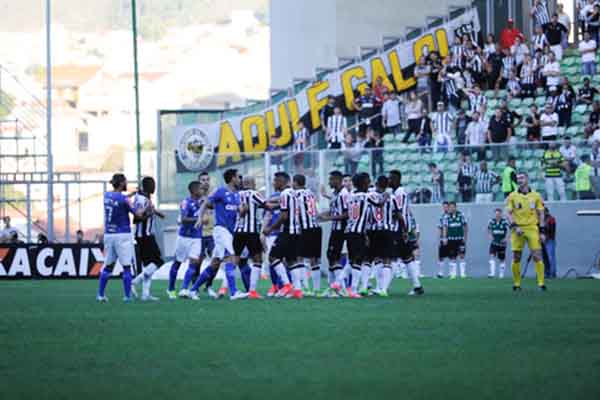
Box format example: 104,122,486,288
234,189,266,234
501,56,515,79
368,190,399,232
296,188,319,230
279,187,301,235
330,187,350,232
520,63,535,85
393,186,411,233
346,191,380,235
468,94,487,114
133,192,155,238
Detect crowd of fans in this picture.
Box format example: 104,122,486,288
270,1,600,202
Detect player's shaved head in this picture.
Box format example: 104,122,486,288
141,176,155,194
188,180,202,197
110,173,127,190
273,172,290,191
388,170,402,189
293,174,306,188
243,175,255,189
376,175,388,190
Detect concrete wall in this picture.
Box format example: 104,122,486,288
158,200,600,278
270,0,471,88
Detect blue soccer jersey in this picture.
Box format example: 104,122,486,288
209,186,240,233
104,192,133,234
178,197,204,239
266,191,281,237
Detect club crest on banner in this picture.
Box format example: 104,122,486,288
176,127,214,172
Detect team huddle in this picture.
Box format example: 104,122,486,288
96,167,548,302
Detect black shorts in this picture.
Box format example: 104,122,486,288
300,228,322,259
368,230,395,260
394,234,414,263
346,232,368,264
233,232,263,258
409,240,419,253
201,236,215,258
327,230,346,263
270,232,300,262
447,239,466,259
438,242,449,260
489,243,507,261
135,235,163,266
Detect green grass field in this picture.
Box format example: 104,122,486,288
2,278,600,400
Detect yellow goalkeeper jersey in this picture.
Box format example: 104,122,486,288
506,189,544,227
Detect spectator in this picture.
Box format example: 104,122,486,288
75,229,86,244
497,47,515,89
404,91,423,143
557,3,571,49
543,207,558,278
382,91,402,139
432,101,454,153
0,216,18,243
542,51,561,94
326,106,347,149
587,101,600,139
428,51,444,105
531,24,550,53
579,31,597,76
557,78,576,128
511,36,530,68
547,85,560,110
429,162,445,203
457,153,477,202
587,4,600,45
590,140,600,196
559,136,578,178
320,95,337,147
502,156,519,198
578,78,598,105
531,0,551,29
506,70,522,99
293,120,308,172
365,128,384,177
474,161,500,203
267,136,283,171
464,84,487,115
342,133,361,175
540,102,559,142
488,108,512,161
500,18,523,49
467,47,485,87
499,98,523,129
439,61,462,113
544,14,568,60
576,155,596,199
542,142,567,201
37,233,48,245
414,56,431,94
520,54,536,98
483,34,497,60
417,107,433,152
532,48,546,87
525,104,542,142
373,77,387,104
466,111,487,161
455,109,470,146
353,86,378,135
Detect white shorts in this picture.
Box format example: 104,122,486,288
212,225,234,259
265,235,277,254
175,236,202,262
104,233,134,266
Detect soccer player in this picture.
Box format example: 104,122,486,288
169,181,204,299
233,176,268,299
368,176,397,297
506,172,547,291
189,169,248,300
488,208,510,278
389,170,424,295
442,202,468,279
319,170,350,297
342,174,354,192
407,212,421,280
262,190,284,297
345,172,380,298
130,176,164,301
97,173,145,302
436,202,450,278
294,174,323,296
262,172,297,298
197,172,217,298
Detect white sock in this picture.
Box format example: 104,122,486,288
391,260,400,277
311,265,321,291
328,269,335,285
414,260,422,277
292,268,302,290
449,262,457,278
499,262,506,277
399,262,407,278
334,268,344,287
459,261,466,277
489,259,496,277
274,263,290,285
438,261,445,276
351,266,361,292
360,264,371,291
374,263,383,290
382,266,392,291
132,266,145,286
249,264,260,291
408,261,421,289
142,263,157,297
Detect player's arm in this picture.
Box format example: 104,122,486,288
264,210,287,235
536,195,546,242
505,197,523,236
193,201,208,228
463,219,468,244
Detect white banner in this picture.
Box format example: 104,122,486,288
174,9,480,171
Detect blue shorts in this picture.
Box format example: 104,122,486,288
201,236,215,258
